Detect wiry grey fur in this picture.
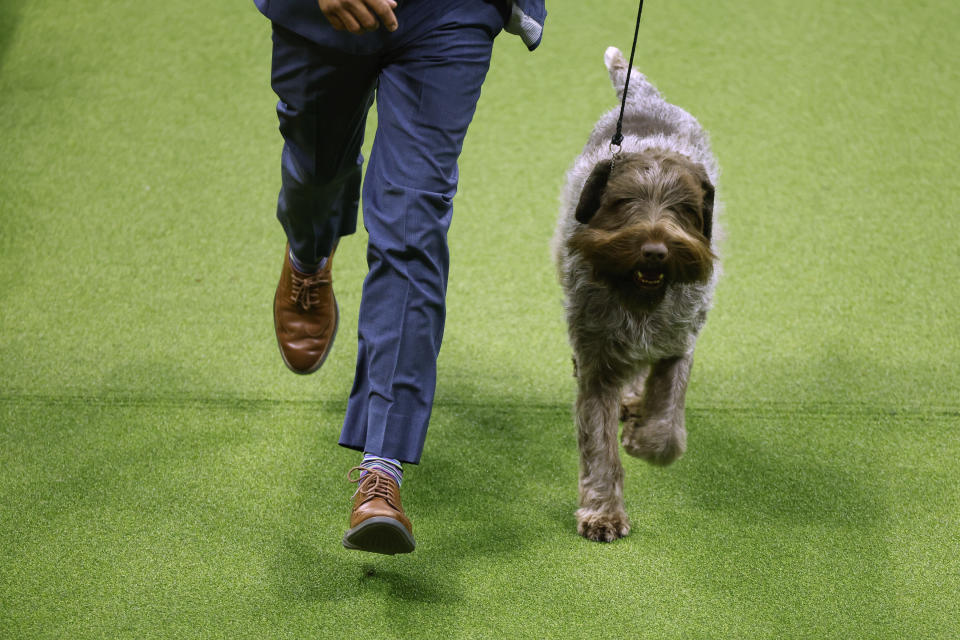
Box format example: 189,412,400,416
553,48,722,542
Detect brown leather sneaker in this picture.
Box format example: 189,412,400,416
342,468,415,555
274,244,338,375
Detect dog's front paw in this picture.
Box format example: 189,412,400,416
576,509,631,542
622,419,686,466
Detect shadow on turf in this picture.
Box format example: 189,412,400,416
278,537,460,605
668,410,885,528
415,403,580,542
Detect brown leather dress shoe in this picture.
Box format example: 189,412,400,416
342,468,415,555
274,244,338,375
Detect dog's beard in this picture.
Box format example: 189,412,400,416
569,220,715,311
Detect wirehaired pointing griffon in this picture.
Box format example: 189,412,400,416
553,47,722,542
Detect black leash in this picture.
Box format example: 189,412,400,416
611,0,644,153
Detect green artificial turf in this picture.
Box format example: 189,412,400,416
2,0,959,637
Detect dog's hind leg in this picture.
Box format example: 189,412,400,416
575,377,631,542
621,353,692,466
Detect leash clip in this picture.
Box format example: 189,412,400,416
609,133,624,171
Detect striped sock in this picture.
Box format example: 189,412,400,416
360,453,403,487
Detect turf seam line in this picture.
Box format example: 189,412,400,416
0,393,957,419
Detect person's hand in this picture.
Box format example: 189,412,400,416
318,0,399,34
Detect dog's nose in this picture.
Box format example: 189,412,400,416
641,242,668,262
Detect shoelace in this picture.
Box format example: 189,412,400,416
289,271,329,311
347,467,396,504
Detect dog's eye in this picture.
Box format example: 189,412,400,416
606,197,635,210
674,203,701,222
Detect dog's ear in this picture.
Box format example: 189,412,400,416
700,177,715,242
684,160,714,241
575,159,613,224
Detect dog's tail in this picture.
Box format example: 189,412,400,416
604,46,660,104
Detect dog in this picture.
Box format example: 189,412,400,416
553,47,721,542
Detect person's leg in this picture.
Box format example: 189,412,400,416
270,23,379,374
338,3,504,464
270,23,379,266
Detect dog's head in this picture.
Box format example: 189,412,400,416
568,149,715,310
